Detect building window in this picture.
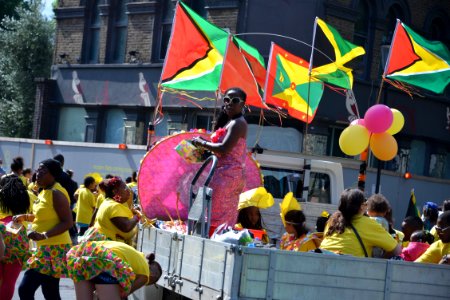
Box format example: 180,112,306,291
104,109,126,144
109,0,129,63
57,107,87,142
83,0,102,64
195,113,214,131
154,0,177,62
352,0,371,80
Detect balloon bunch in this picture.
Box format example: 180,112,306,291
339,104,404,161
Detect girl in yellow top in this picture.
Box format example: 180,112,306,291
234,187,273,244
67,240,162,299
320,189,401,258
0,175,32,300
280,210,321,252
13,158,73,300
82,177,140,243
75,176,97,236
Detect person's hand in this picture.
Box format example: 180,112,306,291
12,214,27,223
192,137,206,147
27,231,47,241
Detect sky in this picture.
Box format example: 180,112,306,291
41,0,54,19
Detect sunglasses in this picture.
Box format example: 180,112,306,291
435,225,450,232
223,97,244,105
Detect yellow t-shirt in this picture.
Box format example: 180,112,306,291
96,193,105,209
320,214,398,257
94,198,136,241
127,182,137,189
32,182,72,246
75,187,96,224
415,240,450,264
429,226,439,242
19,175,27,187
100,241,149,278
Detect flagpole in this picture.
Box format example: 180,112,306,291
304,17,319,153
376,19,400,104
212,34,233,130
262,42,275,106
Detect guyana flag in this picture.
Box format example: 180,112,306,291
160,1,266,96
219,35,267,108
311,17,365,89
405,189,421,219
160,1,227,91
385,21,450,94
264,43,324,123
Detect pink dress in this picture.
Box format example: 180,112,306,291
209,136,247,228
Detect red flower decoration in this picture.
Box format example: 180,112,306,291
211,128,227,143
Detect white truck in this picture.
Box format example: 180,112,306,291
131,150,448,300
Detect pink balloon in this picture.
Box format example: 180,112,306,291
350,119,365,126
364,104,393,133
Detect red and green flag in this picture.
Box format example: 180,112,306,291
160,1,266,98
219,36,267,108
160,1,228,91
264,43,324,123
311,17,365,89
384,20,450,94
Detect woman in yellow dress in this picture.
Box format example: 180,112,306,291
14,158,73,299
82,177,140,243
67,240,162,299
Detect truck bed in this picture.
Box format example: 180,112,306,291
133,227,450,300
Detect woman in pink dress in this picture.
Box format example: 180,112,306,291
192,88,248,228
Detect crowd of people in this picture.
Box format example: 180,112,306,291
0,88,448,300
0,155,161,300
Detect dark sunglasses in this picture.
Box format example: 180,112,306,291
223,97,244,105
435,225,450,232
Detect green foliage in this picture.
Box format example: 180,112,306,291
0,0,29,30
0,0,54,137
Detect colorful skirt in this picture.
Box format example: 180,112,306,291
66,241,136,296
78,227,111,243
0,222,30,266
27,243,72,278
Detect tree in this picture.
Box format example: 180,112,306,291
0,0,29,30
0,0,54,137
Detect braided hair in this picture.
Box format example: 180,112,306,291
0,175,30,215
98,176,123,198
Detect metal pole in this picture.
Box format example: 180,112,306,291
375,159,383,194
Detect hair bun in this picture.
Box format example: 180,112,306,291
147,253,155,263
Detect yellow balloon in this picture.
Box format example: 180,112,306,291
386,108,404,135
370,132,398,161
339,125,370,156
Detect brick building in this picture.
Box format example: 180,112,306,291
34,0,450,180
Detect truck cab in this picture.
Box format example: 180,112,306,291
252,149,344,237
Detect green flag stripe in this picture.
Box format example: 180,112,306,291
388,70,450,94
403,23,450,63
314,69,351,90
321,21,360,58
180,2,228,56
